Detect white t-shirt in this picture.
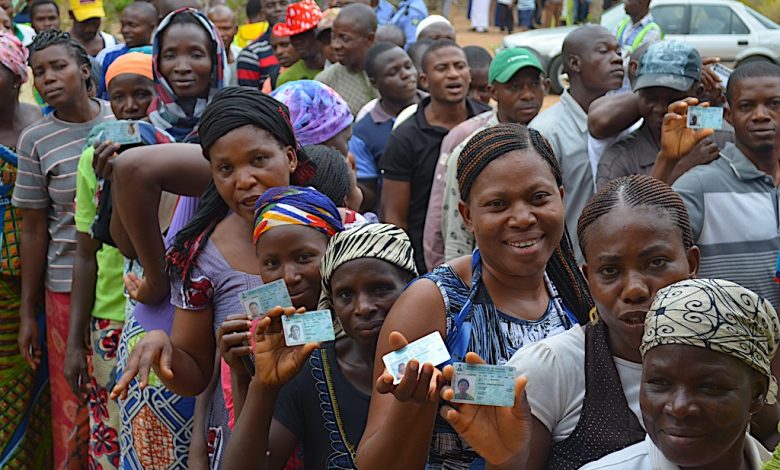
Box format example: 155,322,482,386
506,325,643,443
580,433,771,469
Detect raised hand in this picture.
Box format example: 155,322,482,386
252,306,319,388
375,331,445,403
217,313,254,373
659,97,716,161
110,329,174,400
440,352,532,467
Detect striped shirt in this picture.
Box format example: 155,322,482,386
673,142,780,307
11,101,114,292
236,30,280,90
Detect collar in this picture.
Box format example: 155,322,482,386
720,142,773,182
559,90,589,134
371,89,428,123
647,434,769,469
633,12,654,27
416,95,490,131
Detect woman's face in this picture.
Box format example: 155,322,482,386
31,44,90,109
107,74,156,120
641,344,765,467
459,149,564,279
582,207,699,362
209,125,296,221
329,258,409,347
256,225,329,312
158,22,213,98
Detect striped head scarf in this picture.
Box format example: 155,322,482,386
253,186,344,244
0,32,27,83
318,223,417,311
148,8,226,142
643,278,780,403
270,80,353,146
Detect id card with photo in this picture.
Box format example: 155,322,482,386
450,362,516,407
711,63,732,88
281,309,335,346
382,331,451,385
687,106,723,130
238,279,293,318
101,121,143,146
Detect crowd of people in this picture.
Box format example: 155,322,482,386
2,0,780,468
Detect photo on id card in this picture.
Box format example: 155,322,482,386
450,362,516,407
281,309,335,346
238,279,293,318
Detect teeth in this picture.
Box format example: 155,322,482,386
507,239,538,248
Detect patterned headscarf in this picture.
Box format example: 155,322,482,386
253,186,344,244
643,278,780,403
318,224,417,311
0,32,28,83
148,8,226,142
270,80,353,146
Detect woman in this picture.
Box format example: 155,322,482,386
583,278,778,469
224,222,418,470
356,123,594,469
0,31,51,468
12,28,113,469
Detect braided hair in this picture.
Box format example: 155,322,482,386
577,174,694,259
28,29,92,92
457,123,593,324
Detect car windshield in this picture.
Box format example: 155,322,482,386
600,3,627,31
746,6,779,29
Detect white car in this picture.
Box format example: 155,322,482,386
501,0,780,93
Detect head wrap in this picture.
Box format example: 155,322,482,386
0,32,28,83
148,8,226,142
253,186,343,244
415,15,452,39
270,80,352,146
642,278,780,403
199,87,316,186
105,52,154,87
318,223,417,311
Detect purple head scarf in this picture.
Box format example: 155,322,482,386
270,80,353,146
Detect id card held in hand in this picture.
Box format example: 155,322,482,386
687,106,724,130
100,120,143,146
281,309,335,346
450,362,516,407
238,279,293,318
382,332,451,385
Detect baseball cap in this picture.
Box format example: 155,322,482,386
272,0,323,38
634,41,702,92
489,48,544,84
69,0,105,22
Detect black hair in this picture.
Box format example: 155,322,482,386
304,144,351,207
29,0,59,17
421,39,461,74
726,60,780,105
28,29,92,92
124,1,159,23
463,45,491,71
457,123,593,324
375,24,405,48
408,38,432,70
364,41,401,79
246,0,262,19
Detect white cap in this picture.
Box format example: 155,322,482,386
415,15,453,40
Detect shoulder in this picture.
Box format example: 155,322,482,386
316,64,340,82
580,439,651,469
672,157,729,193
530,103,565,132
17,115,55,150
508,325,584,374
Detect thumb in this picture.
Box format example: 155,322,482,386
440,405,464,431
693,127,715,144
388,331,410,351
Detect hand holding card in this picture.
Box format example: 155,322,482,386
376,331,448,403
238,279,294,319
658,98,716,161
252,306,319,388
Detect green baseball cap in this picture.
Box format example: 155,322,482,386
489,48,545,84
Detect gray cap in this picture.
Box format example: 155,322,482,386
634,41,702,92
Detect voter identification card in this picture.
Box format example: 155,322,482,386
382,331,451,385
281,309,335,346
450,362,516,407
102,121,143,145
711,63,732,88
687,106,723,130
238,279,293,318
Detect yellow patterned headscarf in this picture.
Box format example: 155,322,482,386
642,278,780,403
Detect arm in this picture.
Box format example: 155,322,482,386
379,179,410,230
587,92,641,140
188,356,222,470
355,280,448,470
17,208,48,369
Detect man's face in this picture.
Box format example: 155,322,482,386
624,0,649,18
121,8,156,48
493,67,548,125
290,30,320,61
420,46,470,105
637,86,692,138
576,32,624,95
72,15,102,41
208,12,238,49
271,33,299,68
727,76,780,155
468,67,491,105
373,47,418,103
31,3,60,33
264,0,289,26
331,18,373,70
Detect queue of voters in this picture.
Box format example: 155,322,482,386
3,0,780,468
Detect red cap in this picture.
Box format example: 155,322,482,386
272,0,323,38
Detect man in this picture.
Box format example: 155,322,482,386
236,0,286,48
432,48,549,266
29,0,60,34
236,0,287,90
388,0,427,49
376,24,405,48
274,0,325,87
530,25,624,263
316,4,378,116
416,14,456,43
0,0,33,44
379,40,491,274
663,62,780,307
597,41,720,189
208,5,241,86
615,0,662,53
155,0,202,19
68,0,116,57
350,42,425,212
463,45,491,106
262,30,298,92
95,1,157,99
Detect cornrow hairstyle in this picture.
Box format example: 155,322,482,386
457,123,593,324
28,29,92,92
577,174,694,259
304,144,351,207
364,41,399,80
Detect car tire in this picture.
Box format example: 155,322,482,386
548,55,564,95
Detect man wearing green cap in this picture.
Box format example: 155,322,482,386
423,47,549,267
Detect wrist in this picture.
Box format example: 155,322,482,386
249,377,282,395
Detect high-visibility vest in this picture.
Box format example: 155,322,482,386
616,17,663,52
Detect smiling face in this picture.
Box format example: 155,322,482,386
641,344,765,467
31,2,60,33
727,76,780,156
31,44,90,110
256,225,329,311
372,47,417,103
158,22,214,98
493,67,548,125
421,45,470,105
208,125,296,220
121,6,157,48
581,207,698,362
330,258,411,346
107,74,155,120
459,148,564,279
331,18,374,71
